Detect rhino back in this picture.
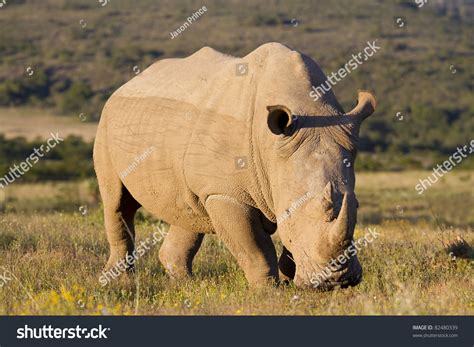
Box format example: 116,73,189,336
100,43,320,229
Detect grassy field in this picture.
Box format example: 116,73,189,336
0,0,472,317
0,171,472,315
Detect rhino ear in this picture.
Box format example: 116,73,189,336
346,91,376,122
267,105,296,135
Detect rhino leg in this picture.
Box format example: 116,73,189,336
205,195,279,286
278,246,296,282
94,131,141,273
159,225,204,279
102,186,141,272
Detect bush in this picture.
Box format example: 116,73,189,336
0,68,51,106
0,135,94,183
59,81,94,115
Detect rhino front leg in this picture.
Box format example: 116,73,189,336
205,195,279,286
159,225,204,279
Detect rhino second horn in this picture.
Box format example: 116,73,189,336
329,192,356,246
322,182,332,202
321,182,335,221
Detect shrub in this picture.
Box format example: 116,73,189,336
59,81,94,115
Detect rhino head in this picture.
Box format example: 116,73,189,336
258,90,376,290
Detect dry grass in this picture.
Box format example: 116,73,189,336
0,171,473,315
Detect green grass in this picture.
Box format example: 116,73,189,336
0,171,472,315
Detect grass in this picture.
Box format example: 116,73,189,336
0,171,473,315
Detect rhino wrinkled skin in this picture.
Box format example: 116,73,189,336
93,42,376,290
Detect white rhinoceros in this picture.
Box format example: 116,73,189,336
94,42,376,289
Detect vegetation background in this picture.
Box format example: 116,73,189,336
0,0,472,315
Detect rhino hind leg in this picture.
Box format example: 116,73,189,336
94,135,141,273
159,225,204,279
205,195,279,286
102,184,141,273
278,246,296,282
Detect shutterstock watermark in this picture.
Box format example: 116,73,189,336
309,40,381,102
415,0,428,8
169,6,207,39
17,325,110,339
415,140,474,195
119,146,155,180
0,132,63,189
99,228,167,286
309,227,381,287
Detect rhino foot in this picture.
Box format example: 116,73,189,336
159,225,204,279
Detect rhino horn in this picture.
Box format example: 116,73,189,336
346,90,376,122
329,192,357,246
322,182,333,203
321,182,335,221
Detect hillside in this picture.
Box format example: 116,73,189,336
0,0,473,169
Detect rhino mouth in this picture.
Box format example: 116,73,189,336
312,274,362,291
314,259,363,291
294,257,362,290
